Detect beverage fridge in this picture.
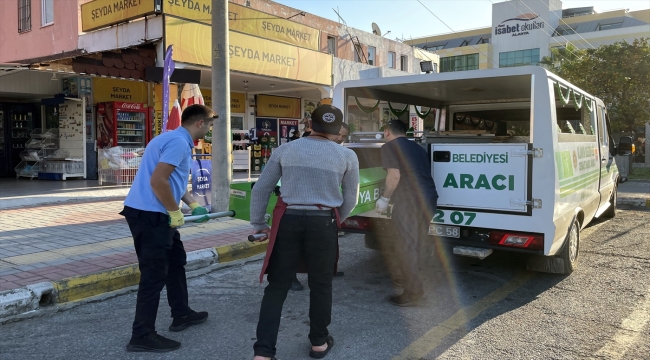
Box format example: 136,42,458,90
96,102,151,149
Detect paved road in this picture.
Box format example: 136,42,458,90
1,207,648,360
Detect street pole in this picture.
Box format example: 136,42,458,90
211,0,231,212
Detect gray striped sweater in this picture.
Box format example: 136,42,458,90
250,137,360,231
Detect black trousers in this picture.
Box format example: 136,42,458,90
254,212,338,358
120,206,191,339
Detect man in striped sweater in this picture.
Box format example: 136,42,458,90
250,104,359,360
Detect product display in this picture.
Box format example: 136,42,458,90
98,146,144,185
97,102,151,148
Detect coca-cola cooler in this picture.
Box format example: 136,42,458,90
96,102,151,148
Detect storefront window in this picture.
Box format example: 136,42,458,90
499,48,540,68
440,54,479,72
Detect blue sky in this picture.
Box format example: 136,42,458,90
274,0,649,40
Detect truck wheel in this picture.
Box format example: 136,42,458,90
559,219,580,275
601,187,617,219
364,233,381,250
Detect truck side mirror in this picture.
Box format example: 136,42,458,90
618,136,633,156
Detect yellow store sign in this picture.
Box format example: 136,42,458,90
201,89,247,114
92,78,149,104
165,17,332,86
163,1,320,50
81,0,159,32
256,95,301,119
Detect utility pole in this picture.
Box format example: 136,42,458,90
211,0,231,212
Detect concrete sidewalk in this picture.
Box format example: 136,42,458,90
0,199,265,320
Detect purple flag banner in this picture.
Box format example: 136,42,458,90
162,45,176,133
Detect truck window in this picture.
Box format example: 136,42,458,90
554,85,597,142
452,108,530,140
597,106,606,146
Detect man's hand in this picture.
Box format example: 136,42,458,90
188,202,209,223
253,227,271,242
375,196,390,214
168,209,185,228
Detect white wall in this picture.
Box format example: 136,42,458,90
78,17,163,55
0,70,63,99
491,0,563,65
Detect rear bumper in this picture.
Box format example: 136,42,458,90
343,216,545,255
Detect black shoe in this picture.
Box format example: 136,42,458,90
169,310,209,332
309,335,334,359
388,291,425,307
334,271,344,277
290,279,304,291
126,332,181,353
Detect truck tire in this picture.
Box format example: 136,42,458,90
601,187,617,219
558,219,580,275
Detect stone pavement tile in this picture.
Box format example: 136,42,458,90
0,269,19,276
0,282,22,292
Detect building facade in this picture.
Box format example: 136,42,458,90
407,0,649,163
0,0,438,178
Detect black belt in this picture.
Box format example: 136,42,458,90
285,209,333,217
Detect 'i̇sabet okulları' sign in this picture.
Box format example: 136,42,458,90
494,13,545,37
165,17,332,86
81,0,160,32
163,0,320,50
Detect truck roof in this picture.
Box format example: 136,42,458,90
333,66,599,108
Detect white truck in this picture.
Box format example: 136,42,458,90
336,66,624,274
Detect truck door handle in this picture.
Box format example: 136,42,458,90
602,158,607,162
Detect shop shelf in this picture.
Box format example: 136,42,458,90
30,128,58,139
14,160,40,179
20,149,42,161
41,160,84,174
25,137,58,149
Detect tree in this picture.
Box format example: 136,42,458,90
541,38,650,132
539,43,583,73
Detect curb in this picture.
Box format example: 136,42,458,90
0,240,267,321
617,197,650,208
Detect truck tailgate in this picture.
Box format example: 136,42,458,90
431,143,531,213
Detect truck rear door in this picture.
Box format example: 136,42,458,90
431,143,532,214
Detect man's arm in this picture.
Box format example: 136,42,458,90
339,154,360,221
150,163,180,211
382,168,401,198
250,150,283,231
181,191,197,206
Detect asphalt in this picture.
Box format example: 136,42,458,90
0,206,648,359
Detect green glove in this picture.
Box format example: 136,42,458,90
189,202,210,223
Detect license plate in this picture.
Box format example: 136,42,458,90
429,224,460,238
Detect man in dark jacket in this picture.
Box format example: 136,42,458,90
375,120,438,307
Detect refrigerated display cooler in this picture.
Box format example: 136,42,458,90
96,102,151,149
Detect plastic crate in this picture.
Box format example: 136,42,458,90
38,172,65,181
